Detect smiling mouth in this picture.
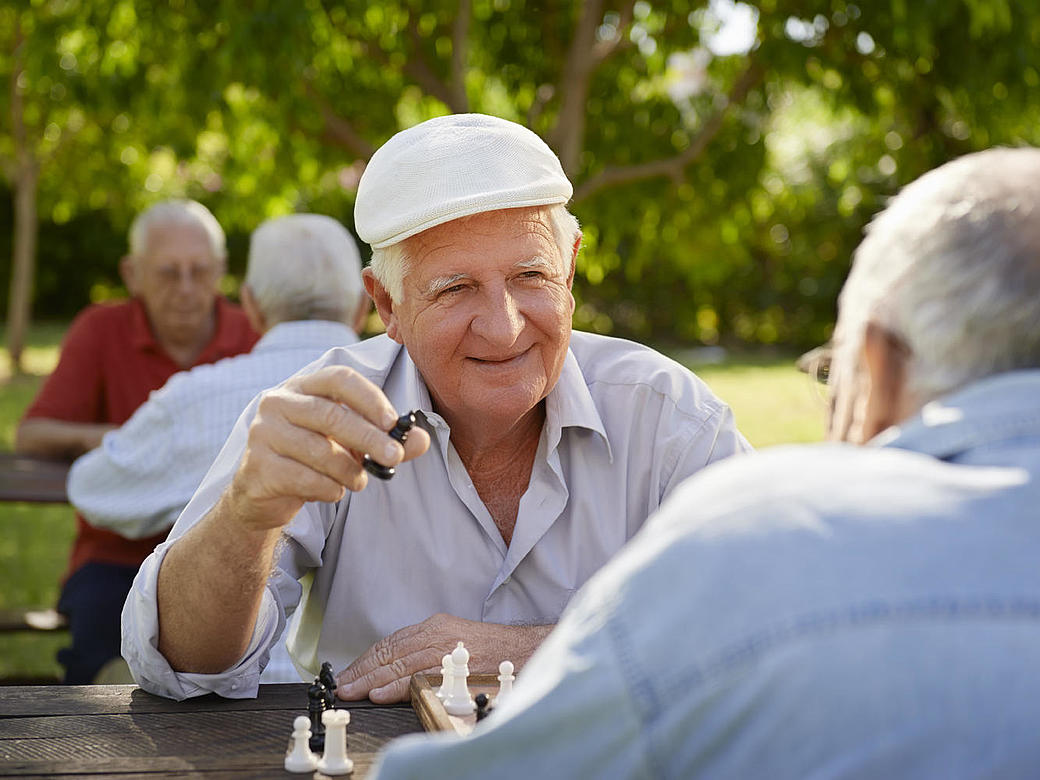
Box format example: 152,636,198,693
469,349,529,365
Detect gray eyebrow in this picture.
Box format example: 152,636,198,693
515,256,554,271
421,256,557,296
422,273,468,296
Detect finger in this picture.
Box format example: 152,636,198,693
254,415,369,493
337,645,444,700
261,389,405,469
291,366,398,430
368,675,413,704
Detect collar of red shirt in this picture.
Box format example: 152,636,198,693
128,296,242,362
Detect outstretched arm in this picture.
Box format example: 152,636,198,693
154,365,430,674
16,418,114,459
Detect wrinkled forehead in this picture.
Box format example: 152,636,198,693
405,206,560,264
138,220,221,265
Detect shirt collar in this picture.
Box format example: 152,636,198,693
129,297,160,351
129,296,238,359
253,320,358,353
874,369,1040,460
381,342,612,460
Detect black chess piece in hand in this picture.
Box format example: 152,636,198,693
363,412,417,480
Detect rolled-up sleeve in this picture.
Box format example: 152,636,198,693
120,539,285,700
119,393,321,699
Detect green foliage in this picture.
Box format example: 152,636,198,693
2,0,1039,346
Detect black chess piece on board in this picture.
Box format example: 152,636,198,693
319,661,337,710
475,692,492,722
363,411,418,480
307,678,326,753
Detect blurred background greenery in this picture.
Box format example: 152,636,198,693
3,0,1038,362
0,0,1037,679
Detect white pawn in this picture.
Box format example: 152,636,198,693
317,709,353,775
284,715,318,773
497,660,515,704
436,652,453,700
443,641,476,716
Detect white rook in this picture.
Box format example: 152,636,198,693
317,709,353,775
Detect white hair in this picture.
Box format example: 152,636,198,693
128,199,226,260
834,147,1040,404
245,214,364,326
369,204,581,303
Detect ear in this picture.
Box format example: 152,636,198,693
363,268,402,343
239,284,267,334
565,231,582,289
350,290,372,335
859,321,911,441
119,256,139,296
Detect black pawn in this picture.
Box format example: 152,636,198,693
363,411,417,480
475,692,492,722
307,679,326,752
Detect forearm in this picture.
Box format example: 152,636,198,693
156,487,284,674
15,418,114,458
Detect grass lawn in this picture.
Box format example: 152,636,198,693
0,324,825,682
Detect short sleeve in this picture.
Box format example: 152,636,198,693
23,307,107,423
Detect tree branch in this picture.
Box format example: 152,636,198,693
572,61,763,202
405,13,466,113
302,80,376,159
548,0,604,176
450,0,471,112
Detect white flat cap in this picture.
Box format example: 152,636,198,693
354,113,572,249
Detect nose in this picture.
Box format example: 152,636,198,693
175,268,196,293
470,283,524,345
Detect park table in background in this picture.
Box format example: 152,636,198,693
0,452,71,505
0,682,423,777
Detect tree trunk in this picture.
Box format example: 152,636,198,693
7,14,37,376
8,163,38,375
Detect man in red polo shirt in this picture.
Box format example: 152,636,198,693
16,199,258,684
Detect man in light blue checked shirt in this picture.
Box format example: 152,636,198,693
69,213,368,683
372,147,1040,778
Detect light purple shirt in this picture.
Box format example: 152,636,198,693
122,331,751,700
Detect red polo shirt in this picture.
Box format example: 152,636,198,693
24,297,259,578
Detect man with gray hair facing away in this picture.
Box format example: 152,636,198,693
372,147,1040,778
69,214,367,682
18,199,258,685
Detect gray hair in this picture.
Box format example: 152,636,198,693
834,147,1040,404
369,204,581,303
245,214,364,326
128,199,226,260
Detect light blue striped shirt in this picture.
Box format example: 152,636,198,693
69,319,357,683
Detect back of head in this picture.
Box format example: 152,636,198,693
245,214,363,326
129,199,226,260
837,147,1040,403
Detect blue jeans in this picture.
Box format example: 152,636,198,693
57,562,138,684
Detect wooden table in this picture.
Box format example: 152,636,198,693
0,683,424,778
0,453,71,504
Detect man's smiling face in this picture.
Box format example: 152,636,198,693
383,206,576,431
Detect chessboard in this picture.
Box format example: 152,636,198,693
410,672,500,736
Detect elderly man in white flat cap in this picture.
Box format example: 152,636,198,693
121,114,750,703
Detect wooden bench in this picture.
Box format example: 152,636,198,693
0,607,68,633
